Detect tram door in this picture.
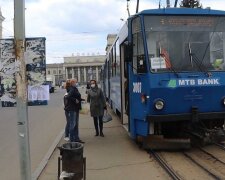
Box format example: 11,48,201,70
120,42,129,130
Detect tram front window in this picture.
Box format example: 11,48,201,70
143,16,225,72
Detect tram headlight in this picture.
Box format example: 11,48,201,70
154,100,164,110
222,97,225,106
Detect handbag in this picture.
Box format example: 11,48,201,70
103,110,112,123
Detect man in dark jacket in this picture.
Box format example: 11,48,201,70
66,79,83,142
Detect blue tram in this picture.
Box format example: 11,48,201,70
102,7,225,149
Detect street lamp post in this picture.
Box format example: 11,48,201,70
14,0,32,179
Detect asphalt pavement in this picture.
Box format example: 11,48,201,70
0,87,66,180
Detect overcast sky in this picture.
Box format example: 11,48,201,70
0,0,225,64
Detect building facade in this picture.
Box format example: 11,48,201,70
63,55,105,84
46,63,64,86
46,55,105,85
46,34,117,86
106,34,117,53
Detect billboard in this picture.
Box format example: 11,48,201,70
0,37,47,107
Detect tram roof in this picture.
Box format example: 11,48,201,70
138,8,225,16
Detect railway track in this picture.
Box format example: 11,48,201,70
198,147,225,165
149,147,225,180
183,152,222,180
213,142,225,151
183,147,225,179
149,150,182,180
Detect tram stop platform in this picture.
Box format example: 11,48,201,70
38,109,168,180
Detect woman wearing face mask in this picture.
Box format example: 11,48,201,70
87,79,106,137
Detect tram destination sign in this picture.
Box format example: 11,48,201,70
144,16,225,32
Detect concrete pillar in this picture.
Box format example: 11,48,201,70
14,1,31,179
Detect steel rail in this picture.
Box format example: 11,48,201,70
149,150,181,180
213,142,225,151
198,147,225,166
183,152,221,180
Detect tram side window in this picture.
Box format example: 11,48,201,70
113,45,117,76
108,54,112,78
110,50,115,77
133,32,146,74
115,40,120,76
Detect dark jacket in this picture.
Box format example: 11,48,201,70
87,86,106,117
64,86,81,112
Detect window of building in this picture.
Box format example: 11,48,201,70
92,66,96,80
53,70,56,74
67,67,72,79
98,66,101,81
74,67,78,80
86,66,93,82
47,70,50,74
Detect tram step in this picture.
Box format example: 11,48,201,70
142,135,191,150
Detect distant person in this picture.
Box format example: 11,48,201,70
86,82,90,94
66,78,84,143
87,79,106,137
63,79,71,141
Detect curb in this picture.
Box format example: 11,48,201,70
32,129,64,180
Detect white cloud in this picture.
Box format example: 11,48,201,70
1,0,225,63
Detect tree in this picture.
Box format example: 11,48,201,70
180,0,202,8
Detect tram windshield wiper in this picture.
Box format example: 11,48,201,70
187,42,211,77
159,48,180,77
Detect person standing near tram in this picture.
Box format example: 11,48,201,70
63,79,71,141
66,78,84,143
87,79,107,137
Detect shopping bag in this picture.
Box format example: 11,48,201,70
79,102,90,114
103,110,112,123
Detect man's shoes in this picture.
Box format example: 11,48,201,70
95,133,99,136
64,137,70,141
100,133,104,137
75,139,85,143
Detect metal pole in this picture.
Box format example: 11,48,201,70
167,0,170,7
126,0,130,17
136,0,139,13
174,0,178,7
14,1,32,180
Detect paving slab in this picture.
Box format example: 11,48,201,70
38,110,169,180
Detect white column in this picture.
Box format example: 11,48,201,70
84,67,87,82
72,67,74,79
78,67,81,82
65,67,68,79
96,66,99,82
